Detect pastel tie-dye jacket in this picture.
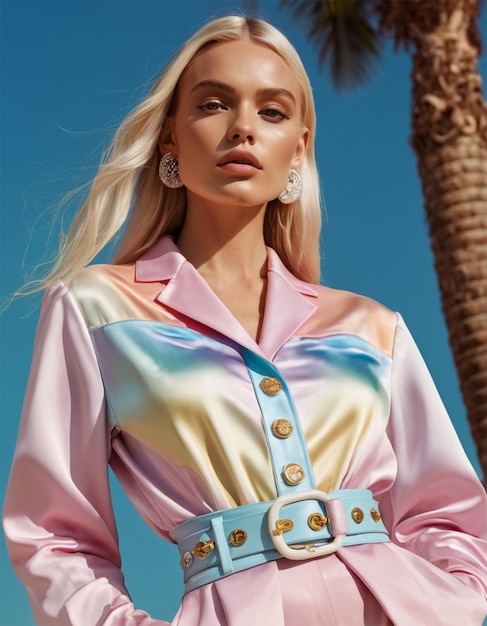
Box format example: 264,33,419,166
4,237,487,625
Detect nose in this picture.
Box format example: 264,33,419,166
226,105,255,144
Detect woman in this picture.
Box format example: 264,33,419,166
3,15,487,626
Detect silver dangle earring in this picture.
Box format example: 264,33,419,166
278,169,302,204
158,153,184,188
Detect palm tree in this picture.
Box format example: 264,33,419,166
281,0,487,483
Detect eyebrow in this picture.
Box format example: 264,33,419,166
190,79,297,105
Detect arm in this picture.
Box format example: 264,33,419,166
2,283,168,625
384,314,487,601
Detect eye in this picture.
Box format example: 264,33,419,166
198,100,228,112
260,107,289,122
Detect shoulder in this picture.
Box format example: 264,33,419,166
313,283,395,322
66,262,148,331
301,284,398,357
69,263,135,293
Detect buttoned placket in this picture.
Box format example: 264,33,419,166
240,346,316,496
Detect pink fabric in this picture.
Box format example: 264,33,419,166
3,238,487,625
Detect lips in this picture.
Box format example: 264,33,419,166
217,150,262,169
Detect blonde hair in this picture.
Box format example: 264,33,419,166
41,15,321,289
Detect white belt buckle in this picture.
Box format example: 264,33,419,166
268,489,346,561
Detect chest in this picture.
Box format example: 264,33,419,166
91,321,392,472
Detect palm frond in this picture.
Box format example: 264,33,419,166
282,0,382,91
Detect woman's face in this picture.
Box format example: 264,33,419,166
163,38,309,211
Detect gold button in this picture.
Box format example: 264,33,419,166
282,463,305,485
370,508,382,523
272,419,293,438
351,507,364,524
260,377,282,395
229,529,247,546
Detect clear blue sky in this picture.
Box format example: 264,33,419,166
1,1,485,624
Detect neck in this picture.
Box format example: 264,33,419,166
176,198,268,281
176,196,269,343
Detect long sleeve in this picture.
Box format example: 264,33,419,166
2,283,168,625
384,315,487,604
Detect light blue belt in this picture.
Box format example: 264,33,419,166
171,488,389,593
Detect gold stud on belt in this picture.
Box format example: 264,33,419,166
272,518,294,536
181,540,215,569
370,508,382,522
229,529,247,546
193,540,215,559
308,512,329,531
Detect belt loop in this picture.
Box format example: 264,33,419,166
211,516,234,575
326,498,349,536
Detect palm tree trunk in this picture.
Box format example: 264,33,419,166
379,0,487,483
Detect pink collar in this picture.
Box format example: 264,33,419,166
135,237,318,360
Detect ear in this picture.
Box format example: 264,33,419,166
290,126,310,169
158,117,177,156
